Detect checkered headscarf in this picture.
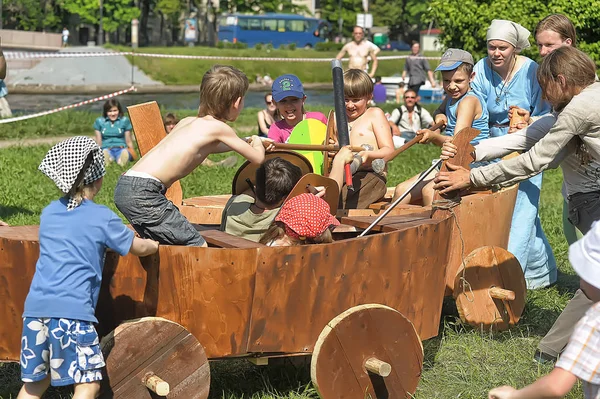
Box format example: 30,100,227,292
39,136,106,210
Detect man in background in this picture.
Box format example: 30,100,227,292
402,42,436,94
336,26,379,77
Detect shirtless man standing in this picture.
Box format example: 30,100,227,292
336,26,379,77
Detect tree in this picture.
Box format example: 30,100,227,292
319,0,363,38
426,0,600,64
4,0,62,31
59,0,139,37
371,0,430,41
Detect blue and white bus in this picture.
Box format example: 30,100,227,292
217,13,330,49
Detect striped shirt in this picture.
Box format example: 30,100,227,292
556,301,600,399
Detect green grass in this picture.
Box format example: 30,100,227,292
0,116,582,398
108,44,441,85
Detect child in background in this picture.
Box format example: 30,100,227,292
163,112,237,168
372,76,387,104
393,48,488,205
331,69,395,209
259,193,340,246
94,99,135,167
115,65,270,247
17,137,158,399
267,74,328,143
395,82,407,104
488,220,600,399
221,157,303,242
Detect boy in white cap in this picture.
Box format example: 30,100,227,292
489,221,600,399
392,48,489,205
17,137,158,399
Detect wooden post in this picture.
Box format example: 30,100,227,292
365,357,392,377
143,373,170,396
489,287,516,301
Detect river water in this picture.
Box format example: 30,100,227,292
7,90,336,114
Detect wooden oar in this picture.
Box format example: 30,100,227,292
264,142,364,153
389,121,446,160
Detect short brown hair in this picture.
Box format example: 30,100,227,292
198,65,249,120
537,46,596,109
255,157,302,206
343,69,373,99
535,14,577,47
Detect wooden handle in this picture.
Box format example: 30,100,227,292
143,373,170,396
389,121,446,160
365,357,392,377
267,142,364,152
489,286,515,301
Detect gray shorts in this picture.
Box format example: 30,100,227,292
114,174,206,246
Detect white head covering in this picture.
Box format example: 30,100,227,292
39,136,105,210
569,221,600,290
486,19,531,52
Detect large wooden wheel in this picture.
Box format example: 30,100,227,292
100,317,210,398
454,246,526,330
311,304,423,399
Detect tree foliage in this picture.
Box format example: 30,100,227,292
426,0,600,64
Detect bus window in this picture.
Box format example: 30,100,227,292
263,19,278,31
286,20,306,32
317,22,329,38
248,18,261,30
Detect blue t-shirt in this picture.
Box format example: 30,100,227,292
23,198,134,322
373,83,387,103
444,90,490,144
93,116,133,149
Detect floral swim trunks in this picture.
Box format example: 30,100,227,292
20,317,105,386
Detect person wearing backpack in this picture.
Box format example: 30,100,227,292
387,89,434,147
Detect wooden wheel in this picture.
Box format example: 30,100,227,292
100,317,210,398
454,246,526,330
311,304,423,399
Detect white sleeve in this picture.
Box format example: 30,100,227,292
420,108,434,127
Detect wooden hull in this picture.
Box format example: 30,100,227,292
0,216,453,362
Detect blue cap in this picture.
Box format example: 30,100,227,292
435,48,474,72
272,74,305,102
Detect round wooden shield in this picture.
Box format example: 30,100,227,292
232,150,313,195
100,317,210,398
311,304,423,399
453,246,526,330
285,173,339,215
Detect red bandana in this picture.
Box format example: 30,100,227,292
276,193,340,239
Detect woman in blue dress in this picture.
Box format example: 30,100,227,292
471,19,556,289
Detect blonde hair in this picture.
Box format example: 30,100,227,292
535,14,577,47
67,153,101,206
343,69,374,99
198,65,249,120
259,221,333,246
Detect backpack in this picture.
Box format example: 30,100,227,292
395,104,422,125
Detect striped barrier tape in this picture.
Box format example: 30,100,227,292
4,50,441,62
0,85,136,124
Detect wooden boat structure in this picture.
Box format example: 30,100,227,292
0,102,525,398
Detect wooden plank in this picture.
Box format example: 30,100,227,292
197,229,266,249
247,217,453,354
127,101,183,206
183,195,232,208
339,215,432,232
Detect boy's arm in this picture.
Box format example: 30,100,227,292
454,95,480,134
329,146,354,191
129,236,160,257
215,127,266,165
362,108,395,162
488,367,577,399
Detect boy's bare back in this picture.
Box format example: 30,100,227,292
132,115,263,187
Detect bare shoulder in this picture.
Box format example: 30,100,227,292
365,107,387,121
188,116,234,136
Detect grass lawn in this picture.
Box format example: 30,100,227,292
0,111,583,398
108,45,441,85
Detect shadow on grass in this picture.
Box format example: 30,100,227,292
0,205,35,219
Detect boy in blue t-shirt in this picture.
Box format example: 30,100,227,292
18,137,158,399
392,48,489,205
93,99,134,167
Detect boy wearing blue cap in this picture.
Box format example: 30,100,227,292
489,221,600,399
392,48,489,205
267,74,328,143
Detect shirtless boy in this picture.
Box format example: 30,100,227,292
331,69,394,208
336,26,379,77
114,65,268,247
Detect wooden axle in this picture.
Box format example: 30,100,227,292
143,373,170,396
489,286,516,301
365,357,392,377
264,142,365,153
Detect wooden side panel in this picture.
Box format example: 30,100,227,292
247,217,454,354
127,101,183,206
0,227,39,362
442,187,518,293
97,245,258,358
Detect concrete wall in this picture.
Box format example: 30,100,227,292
1,29,62,51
